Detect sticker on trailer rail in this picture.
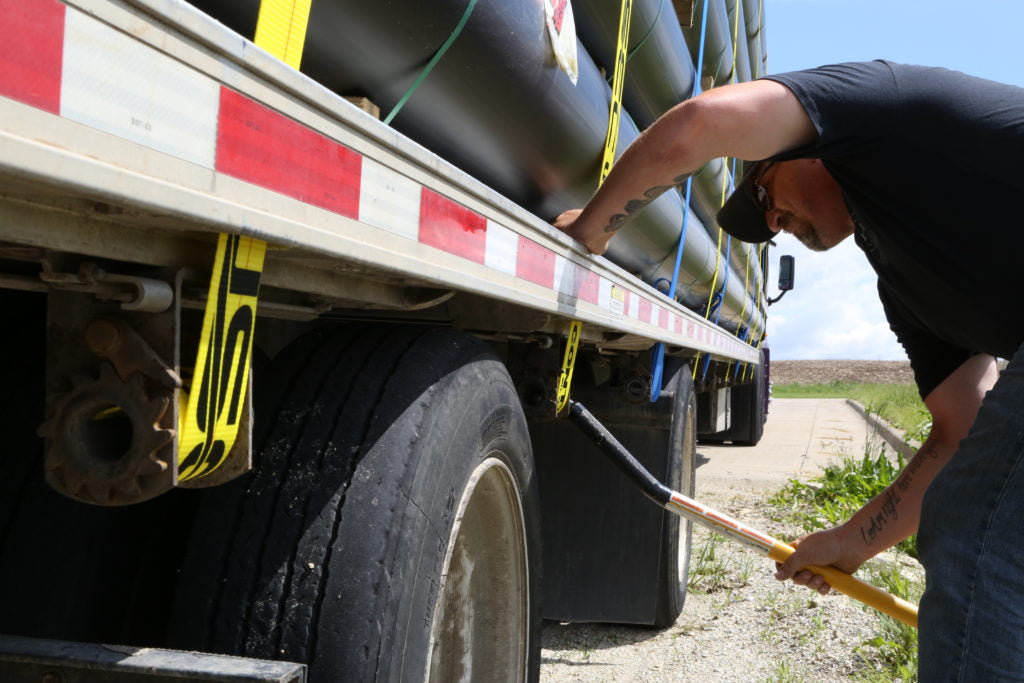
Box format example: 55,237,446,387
610,285,626,316
178,234,265,480
544,0,578,85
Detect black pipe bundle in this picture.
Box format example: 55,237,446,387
187,0,768,334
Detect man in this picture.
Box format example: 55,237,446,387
554,60,1024,681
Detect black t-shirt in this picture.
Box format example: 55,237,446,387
764,61,1024,398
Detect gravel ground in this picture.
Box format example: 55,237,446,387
540,486,894,682
541,382,923,682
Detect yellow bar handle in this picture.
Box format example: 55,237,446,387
768,542,919,629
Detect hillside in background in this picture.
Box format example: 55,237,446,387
771,360,914,385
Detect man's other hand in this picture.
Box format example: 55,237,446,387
552,209,611,255
552,208,582,232
774,526,866,596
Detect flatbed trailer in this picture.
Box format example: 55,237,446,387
0,0,776,680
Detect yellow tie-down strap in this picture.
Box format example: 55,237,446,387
178,235,266,480
178,0,310,479
554,320,583,415
556,0,632,415
254,0,312,70
598,0,633,184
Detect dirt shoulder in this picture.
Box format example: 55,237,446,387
541,487,883,682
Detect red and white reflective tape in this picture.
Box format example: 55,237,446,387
667,492,776,554
0,0,756,359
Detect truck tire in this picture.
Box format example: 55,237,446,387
700,353,766,447
165,324,542,682
653,362,698,627
729,353,766,446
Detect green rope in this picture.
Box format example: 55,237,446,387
383,0,479,125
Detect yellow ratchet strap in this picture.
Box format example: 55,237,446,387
598,0,633,184
556,0,633,415
554,321,584,415
178,0,311,479
254,0,312,69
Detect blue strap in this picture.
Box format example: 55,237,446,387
732,325,751,378
650,0,710,402
700,246,729,380
702,157,737,381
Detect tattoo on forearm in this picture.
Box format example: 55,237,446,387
858,445,940,546
895,445,938,494
604,174,691,234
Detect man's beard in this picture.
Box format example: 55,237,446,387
784,214,829,252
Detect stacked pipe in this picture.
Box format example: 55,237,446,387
573,0,765,322
186,0,768,337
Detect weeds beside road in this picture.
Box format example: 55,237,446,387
771,382,927,681
770,448,924,681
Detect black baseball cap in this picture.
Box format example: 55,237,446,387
716,160,776,243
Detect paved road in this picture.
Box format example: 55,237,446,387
697,397,888,491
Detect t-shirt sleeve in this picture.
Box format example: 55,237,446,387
763,61,900,158
877,284,973,400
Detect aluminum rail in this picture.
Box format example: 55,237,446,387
0,635,306,682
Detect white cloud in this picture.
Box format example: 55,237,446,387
765,233,906,360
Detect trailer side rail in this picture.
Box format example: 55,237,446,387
0,0,758,363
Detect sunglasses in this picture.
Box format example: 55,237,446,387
751,162,776,213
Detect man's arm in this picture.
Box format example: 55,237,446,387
774,354,999,595
552,79,817,254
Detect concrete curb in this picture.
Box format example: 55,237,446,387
844,399,915,459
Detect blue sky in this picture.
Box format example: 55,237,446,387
761,0,1024,359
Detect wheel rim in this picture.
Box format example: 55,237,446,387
678,396,697,588
427,456,529,682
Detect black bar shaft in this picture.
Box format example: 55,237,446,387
567,401,673,507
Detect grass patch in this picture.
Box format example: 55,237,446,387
773,382,928,437
770,416,922,681
687,533,754,595
855,561,923,682
763,658,804,683
771,447,917,560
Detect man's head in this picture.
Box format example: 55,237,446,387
717,159,854,251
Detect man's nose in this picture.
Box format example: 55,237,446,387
765,209,783,233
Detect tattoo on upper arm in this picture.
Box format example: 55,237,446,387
604,173,692,234
858,445,940,546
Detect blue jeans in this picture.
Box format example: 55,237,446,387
919,345,1024,682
